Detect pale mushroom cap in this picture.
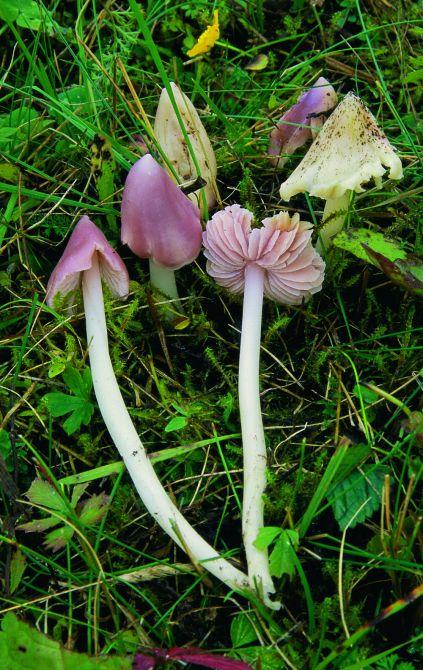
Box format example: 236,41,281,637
46,216,129,307
279,92,403,201
269,77,337,169
121,153,203,270
203,205,325,305
154,82,218,209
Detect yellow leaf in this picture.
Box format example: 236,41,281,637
187,10,219,58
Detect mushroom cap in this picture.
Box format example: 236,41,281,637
269,77,337,169
203,205,325,305
154,82,218,209
46,216,129,307
121,153,203,270
279,92,403,201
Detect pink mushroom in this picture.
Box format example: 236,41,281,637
203,206,325,608
46,216,250,595
121,153,203,300
269,77,337,169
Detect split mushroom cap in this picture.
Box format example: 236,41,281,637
154,82,218,209
279,92,403,201
203,205,325,305
46,216,129,306
269,77,337,169
121,153,203,270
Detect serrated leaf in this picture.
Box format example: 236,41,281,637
25,479,68,512
331,443,371,485
328,465,387,530
268,530,299,579
253,526,282,550
18,516,61,533
334,228,406,265
62,366,91,398
0,612,132,669
44,525,75,552
70,482,90,508
9,549,26,594
164,416,188,432
79,493,110,526
230,613,259,648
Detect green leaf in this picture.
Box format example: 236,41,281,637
25,479,68,513
0,612,132,669
78,493,110,526
0,428,11,459
0,163,19,183
353,383,378,405
18,516,61,533
44,526,74,552
230,613,259,648
70,483,90,508
48,359,66,379
0,0,54,32
43,367,94,434
268,530,299,578
333,228,406,264
327,465,388,530
253,526,282,550
164,416,188,432
331,444,371,485
245,53,269,71
62,366,91,398
9,549,26,594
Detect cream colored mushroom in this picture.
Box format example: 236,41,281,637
154,82,219,215
279,92,403,252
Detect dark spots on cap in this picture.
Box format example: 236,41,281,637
132,450,138,456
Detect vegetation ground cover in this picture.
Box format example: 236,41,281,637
0,1,422,668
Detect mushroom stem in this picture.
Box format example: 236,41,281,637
316,192,351,254
149,258,179,300
82,253,250,594
239,263,280,609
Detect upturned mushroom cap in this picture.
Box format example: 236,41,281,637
269,77,337,169
46,216,129,306
279,92,403,201
203,205,325,305
154,82,218,209
121,153,203,270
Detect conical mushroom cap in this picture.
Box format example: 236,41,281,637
154,82,218,209
121,153,202,270
46,216,129,307
279,92,403,201
269,77,337,169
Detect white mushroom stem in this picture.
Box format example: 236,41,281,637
239,263,281,610
82,253,250,594
316,192,351,254
149,258,179,300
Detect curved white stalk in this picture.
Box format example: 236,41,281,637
239,263,281,610
149,258,179,300
316,191,351,254
82,254,249,594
